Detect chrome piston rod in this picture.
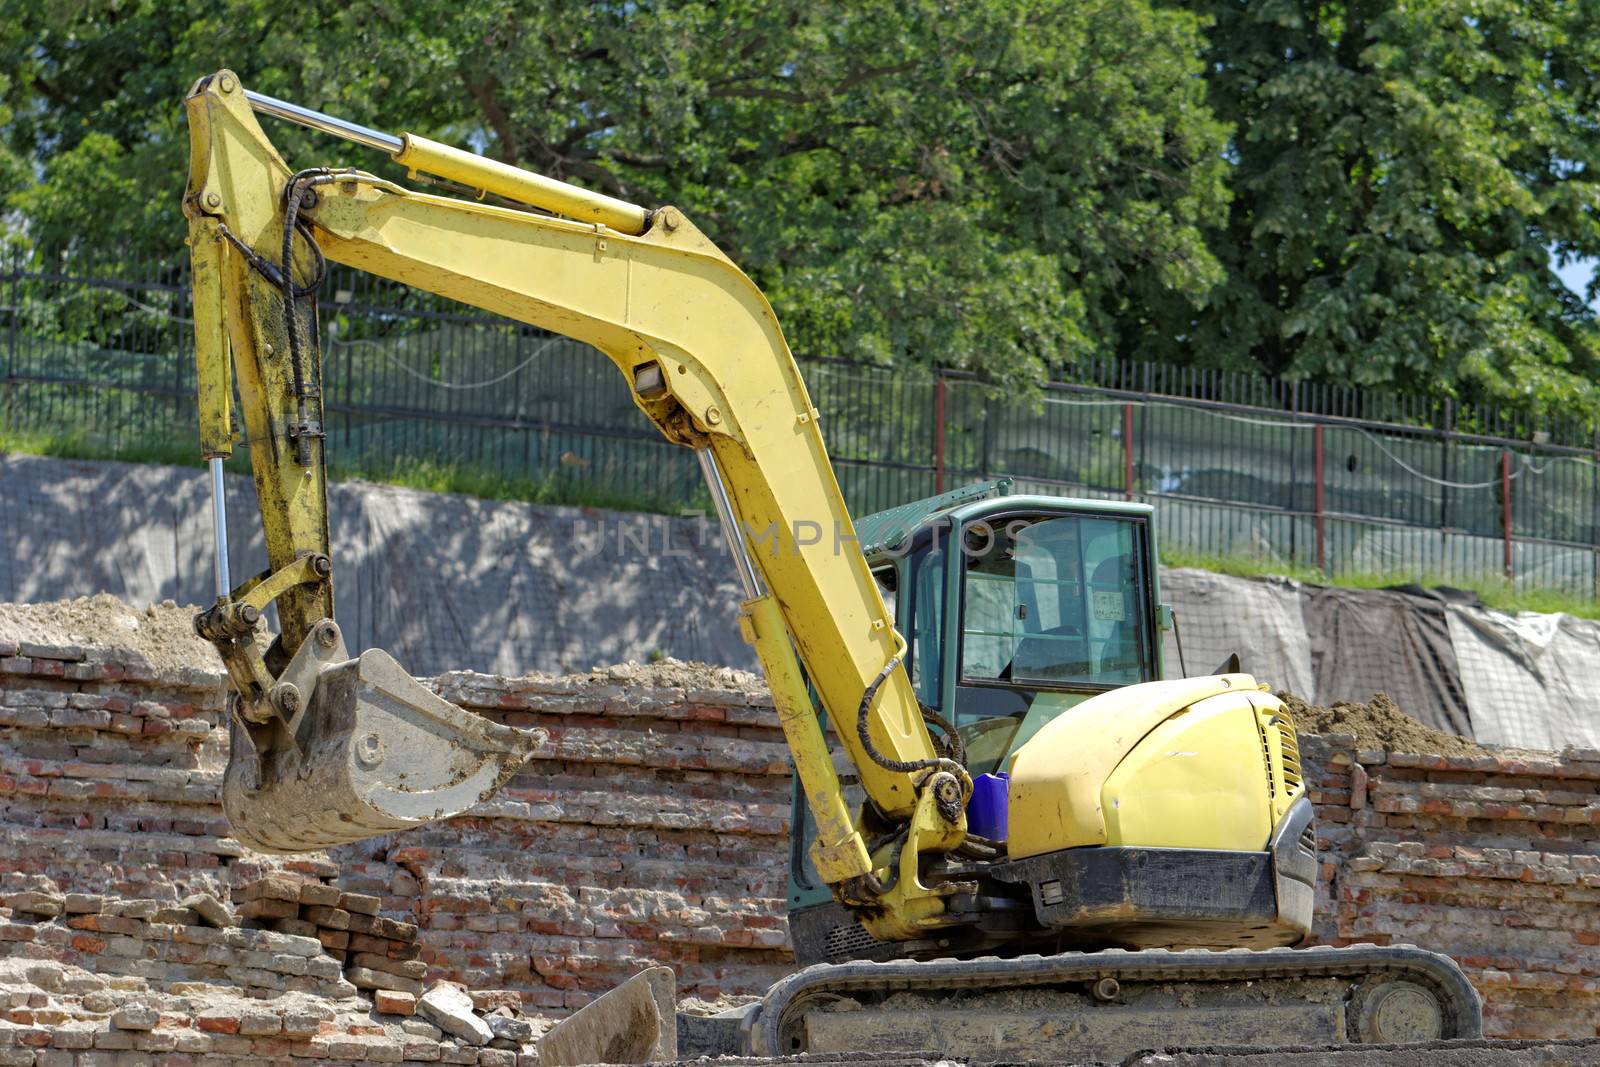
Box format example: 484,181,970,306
243,89,402,154
696,448,764,600
208,457,231,599
239,79,651,235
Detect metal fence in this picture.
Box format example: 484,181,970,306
6,249,1600,600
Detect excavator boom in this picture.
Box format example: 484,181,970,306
184,72,958,926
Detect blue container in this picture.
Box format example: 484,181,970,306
966,771,1009,841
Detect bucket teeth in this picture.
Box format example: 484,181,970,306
223,648,541,853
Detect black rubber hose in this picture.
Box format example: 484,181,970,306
920,705,965,766
856,654,962,777
860,828,910,897
280,170,334,407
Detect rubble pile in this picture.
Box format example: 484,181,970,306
0,604,789,1063
0,874,545,1063
236,875,426,1008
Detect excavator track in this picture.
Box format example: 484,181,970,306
747,944,1482,1062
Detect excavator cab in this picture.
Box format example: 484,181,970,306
788,478,1175,958
873,479,1164,775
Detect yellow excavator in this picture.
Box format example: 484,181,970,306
182,71,1480,1060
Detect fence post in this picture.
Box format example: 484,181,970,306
1122,403,1134,501
979,389,993,480
1140,364,1152,497
1440,399,1453,529
1288,381,1299,567
933,373,946,494
1593,430,1600,604
1502,449,1513,581
5,249,16,381
1314,423,1326,573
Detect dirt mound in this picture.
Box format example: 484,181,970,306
0,594,221,674
584,658,762,692
1278,691,1487,757
0,594,759,692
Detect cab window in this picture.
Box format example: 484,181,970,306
959,515,1150,688
906,540,945,707
872,565,897,624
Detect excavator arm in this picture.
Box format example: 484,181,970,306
184,71,968,938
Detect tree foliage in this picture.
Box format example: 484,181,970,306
0,0,1225,388
4,0,1600,417
1184,0,1600,418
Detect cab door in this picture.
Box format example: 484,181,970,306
948,510,1161,773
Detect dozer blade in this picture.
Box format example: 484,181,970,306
224,637,542,854
539,965,677,1067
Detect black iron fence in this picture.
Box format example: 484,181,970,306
6,249,1600,599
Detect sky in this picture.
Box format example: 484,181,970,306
1554,253,1599,310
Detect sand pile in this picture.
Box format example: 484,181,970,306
0,594,221,673
1278,690,1487,757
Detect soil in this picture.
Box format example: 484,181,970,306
0,594,221,673
675,993,762,1018
1277,690,1488,757
583,658,763,692
0,594,760,694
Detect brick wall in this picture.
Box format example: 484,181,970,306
1303,734,1600,1039
0,636,1597,1065
0,638,791,1064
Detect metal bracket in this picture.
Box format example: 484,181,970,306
195,552,336,727
231,619,350,768
849,777,973,941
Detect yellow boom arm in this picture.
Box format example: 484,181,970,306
184,71,969,936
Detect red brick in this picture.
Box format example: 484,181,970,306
70,933,107,954
302,905,349,929
373,991,416,1016
339,892,381,916
240,875,302,903
238,897,298,921
298,883,342,907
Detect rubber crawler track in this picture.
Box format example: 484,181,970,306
749,943,1483,1055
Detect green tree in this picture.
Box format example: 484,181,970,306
1181,0,1600,418
1,0,1229,388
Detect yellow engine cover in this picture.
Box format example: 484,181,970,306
1007,674,1299,860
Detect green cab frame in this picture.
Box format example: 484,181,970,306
787,479,1173,912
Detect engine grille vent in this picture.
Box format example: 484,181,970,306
1279,721,1303,791
823,919,890,962
1259,730,1277,801
1257,708,1304,803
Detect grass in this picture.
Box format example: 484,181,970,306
1160,548,1600,621
0,426,254,475
0,427,701,516
346,455,705,515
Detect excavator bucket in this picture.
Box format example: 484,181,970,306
222,633,541,853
